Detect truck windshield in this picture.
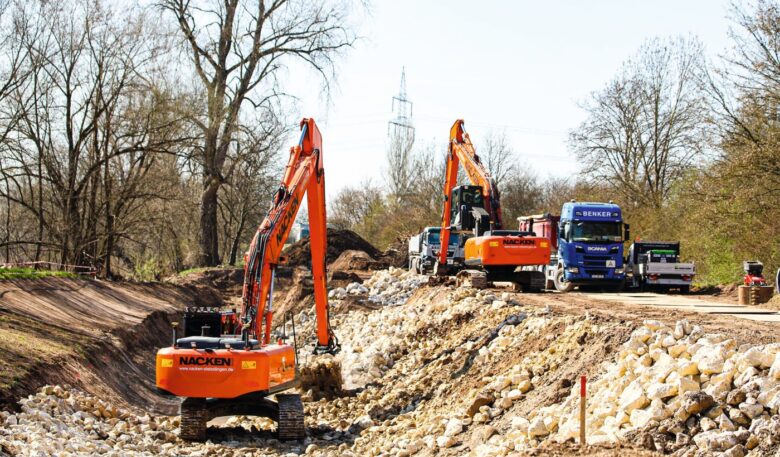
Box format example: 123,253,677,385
571,222,622,242
427,232,459,246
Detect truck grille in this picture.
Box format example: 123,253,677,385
583,255,611,267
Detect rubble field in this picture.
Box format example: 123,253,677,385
2,267,780,456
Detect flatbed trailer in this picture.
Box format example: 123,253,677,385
628,241,695,292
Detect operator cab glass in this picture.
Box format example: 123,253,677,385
451,185,484,209
427,230,460,246
568,221,622,243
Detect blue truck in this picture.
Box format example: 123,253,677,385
518,201,629,292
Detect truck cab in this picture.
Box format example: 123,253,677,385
555,202,628,291
408,227,462,275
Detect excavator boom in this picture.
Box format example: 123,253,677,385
241,118,337,352
439,119,503,266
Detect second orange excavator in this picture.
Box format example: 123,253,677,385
436,119,551,290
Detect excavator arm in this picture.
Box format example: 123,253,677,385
241,118,338,354
438,119,502,267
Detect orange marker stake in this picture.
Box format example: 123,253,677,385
580,374,587,446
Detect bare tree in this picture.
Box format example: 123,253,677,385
0,0,188,275
329,179,384,230
479,131,516,187
570,37,708,208
218,117,285,266
160,0,357,266
384,126,416,198
499,168,544,225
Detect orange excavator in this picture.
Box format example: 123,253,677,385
436,119,551,290
155,118,339,441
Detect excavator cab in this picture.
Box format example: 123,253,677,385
451,185,491,236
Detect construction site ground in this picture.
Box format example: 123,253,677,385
0,237,778,456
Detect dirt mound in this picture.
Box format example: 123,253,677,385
285,228,381,268
376,236,409,268
330,249,386,271
168,267,241,307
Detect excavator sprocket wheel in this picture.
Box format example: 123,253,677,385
276,394,305,440
456,269,488,289
180,398,209,441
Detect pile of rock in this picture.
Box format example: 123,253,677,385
0,385,184,456
328,267,428,306
477,319,780,455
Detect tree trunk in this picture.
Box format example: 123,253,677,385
227,208,246,266
199,177,221,266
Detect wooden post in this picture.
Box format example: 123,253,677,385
580,374,587,447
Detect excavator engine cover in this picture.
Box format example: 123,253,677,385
464,232,551,267
156,344,297,398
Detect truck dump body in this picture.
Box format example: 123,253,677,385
517,214,560,252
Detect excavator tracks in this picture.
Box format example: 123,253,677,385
456,269,488,289
180,398,209,441
276,394,305,440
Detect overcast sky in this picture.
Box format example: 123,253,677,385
289,0,735,199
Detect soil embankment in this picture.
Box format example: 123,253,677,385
0,278,216,413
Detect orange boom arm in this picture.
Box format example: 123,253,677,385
438,119,503,266
241,118,338,353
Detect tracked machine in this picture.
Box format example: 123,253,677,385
155,118,339,441
435,119,550,291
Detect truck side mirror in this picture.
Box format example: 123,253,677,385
624,223,630,242
558,227,565,240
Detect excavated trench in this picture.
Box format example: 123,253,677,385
3,257,780,456
0,278,221,414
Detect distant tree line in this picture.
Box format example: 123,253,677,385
332,0,780,285
0,0,356,278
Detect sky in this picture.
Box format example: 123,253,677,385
290,0,736,199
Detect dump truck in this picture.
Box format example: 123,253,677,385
518,201,629,292
627,241,695,292
408,227,462,275
517,213,560,290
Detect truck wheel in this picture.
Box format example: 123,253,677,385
554,268,574,293
680,285,690,294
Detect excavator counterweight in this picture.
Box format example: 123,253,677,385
155,118,340,441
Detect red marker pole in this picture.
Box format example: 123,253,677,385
580,374,587,446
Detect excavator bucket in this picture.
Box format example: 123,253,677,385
297,356,343,400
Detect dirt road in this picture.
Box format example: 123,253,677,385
581,291,780,323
